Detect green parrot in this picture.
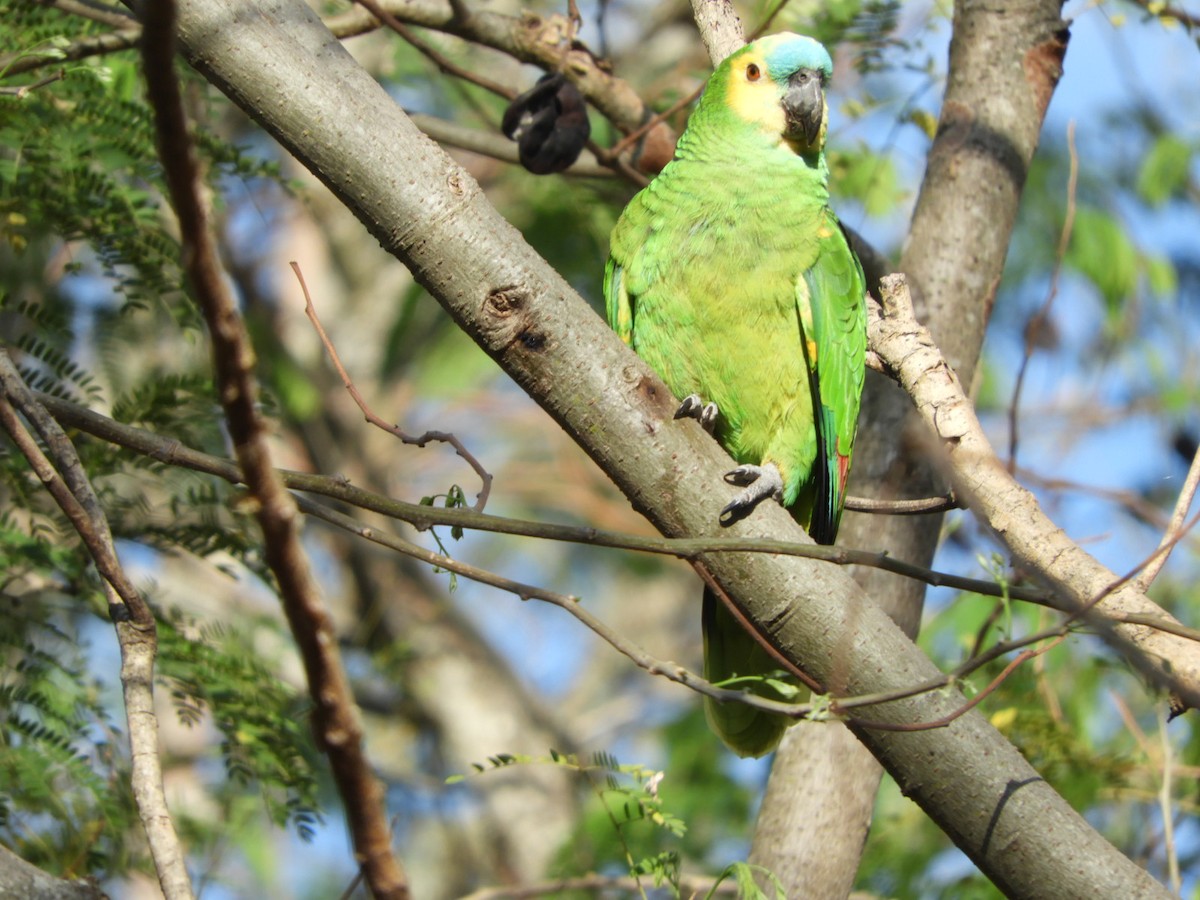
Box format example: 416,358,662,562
604,33,867,757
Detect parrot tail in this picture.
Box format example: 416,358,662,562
701,587,796,758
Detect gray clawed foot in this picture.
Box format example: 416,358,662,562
720,463,784,526
675,394,719,432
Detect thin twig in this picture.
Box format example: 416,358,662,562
844,491,960,515
301,490,1079,731
1008,121,1078,470
354,0,515,100
38,389,1076,611
1158,703,1181,895
294,261,494,510
37,387,1169,733
0,69,65,96
139,4,410,897
41,389,1200,644
0,30,140,79
1137,441,1200,590
749,0,795,40
293,490,812,718
49,0,136,28
1059,508,1200,632
845,635,1067,733
606,84,701,159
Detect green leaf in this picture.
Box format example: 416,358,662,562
828,144,904,216
1136,134,1192,207
1066,206,1139,313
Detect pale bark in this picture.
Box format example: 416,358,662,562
0,846,105,900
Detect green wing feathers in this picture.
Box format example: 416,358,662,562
797,212,867,544
604,256,633,346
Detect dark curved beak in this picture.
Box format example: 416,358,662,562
782,68,825,146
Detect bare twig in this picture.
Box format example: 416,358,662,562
300,489,1086,733
37,389,1079,611
1158,703,1181,894
1137,440,1200,590
0,69,65,96
139,3,409,897
845,634,1067,733
293,261,494,511
41,388,1200,649
1008,121,1078,470
353,0,515,99
749,0,796,40
0,352,194,900
35,388,1142,732
292,490,816,717
48,0,136,28
843,491,960,515
605,84,701,160
0,29,140,80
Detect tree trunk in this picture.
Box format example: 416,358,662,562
750,0,1072,895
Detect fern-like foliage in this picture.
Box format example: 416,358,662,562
0,522,139,879
1,4,281,319
453,748,696,894
157,612,324,841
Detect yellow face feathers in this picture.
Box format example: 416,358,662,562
724,52,790,138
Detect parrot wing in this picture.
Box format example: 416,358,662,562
796,212,867,545
604,254,634,347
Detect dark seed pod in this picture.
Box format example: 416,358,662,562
501,73,591,175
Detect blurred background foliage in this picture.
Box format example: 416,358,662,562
1,0,1199,896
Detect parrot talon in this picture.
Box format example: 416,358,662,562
719,464,785,526
675,394,719,432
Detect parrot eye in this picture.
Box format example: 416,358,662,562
746,63,761,82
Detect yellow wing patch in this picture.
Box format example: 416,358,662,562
795,274,818,364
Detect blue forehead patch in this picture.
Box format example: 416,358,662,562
762,33,833,82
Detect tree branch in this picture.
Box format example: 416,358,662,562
689,0,744,64
871,273,1200,707
1137,439,1200,591
325,0,677,170
139,3,409,896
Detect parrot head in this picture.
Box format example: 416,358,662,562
705,33,834,156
